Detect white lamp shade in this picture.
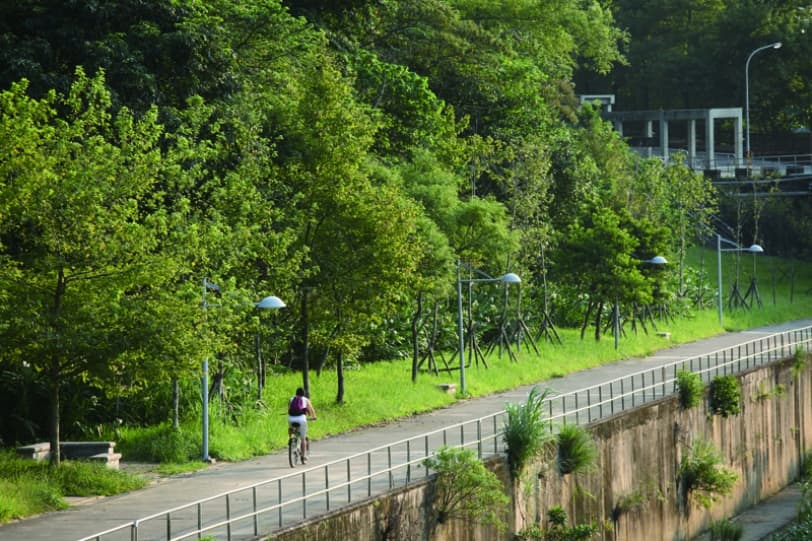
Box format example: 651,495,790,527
256,295,286,309
647,255,668,265
500,272,521,284
747,244,764,253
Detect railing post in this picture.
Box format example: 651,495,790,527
325,466,331,511
477,419,482,458
131,521,138,541
197,502,202,537
252,486,258,536
388,447,393,489
165,513,171,541
425,435,430,476
277,480,282,527
226,494,232,540
302,471,307,519
406,440,412,482
367,453,372,497
347,459,352,502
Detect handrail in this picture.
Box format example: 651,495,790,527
77,324,812,541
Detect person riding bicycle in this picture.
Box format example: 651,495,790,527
287,387,316,462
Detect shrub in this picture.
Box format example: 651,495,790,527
709,518,743,541
709,375,742,417
423,446,508,530
676,369,704,409
678,440,738,509
556,424,597,476
502,386,555,479
515,506,603,540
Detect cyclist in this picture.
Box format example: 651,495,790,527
287,387,316,462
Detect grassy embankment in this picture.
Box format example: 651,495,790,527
0,248,809,523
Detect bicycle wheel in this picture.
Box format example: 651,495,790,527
288,435,298,468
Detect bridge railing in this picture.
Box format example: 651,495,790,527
77,325,812,541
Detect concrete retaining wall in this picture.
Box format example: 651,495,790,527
269,355,812,540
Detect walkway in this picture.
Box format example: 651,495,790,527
1,320,810,541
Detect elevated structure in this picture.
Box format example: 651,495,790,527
602,107,744,170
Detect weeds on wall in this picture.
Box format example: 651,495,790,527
678,440,738,510
422,446,508,531
708,518,743,541
709,375,742,417
792,346,808,380
556,424,598,476
515,505,605,540
676,369,704,409
502,386,555,480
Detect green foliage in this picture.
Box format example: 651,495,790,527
119,424,200,463
676,370,705,409
793,347,808,380
516,506,603,540
502,386,555,479
0,451,144,524
556,424,598,476
709,375,743,418
423,446,508,530
709,518,743,541
678,440,739,510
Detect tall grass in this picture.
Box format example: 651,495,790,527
115,247,811,464
0,451,145,524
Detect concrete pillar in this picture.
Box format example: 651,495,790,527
659,113,669,163
614,121,623,136
734,114,743,167
704,111,715,169
688,119,697,168
645,120,654,138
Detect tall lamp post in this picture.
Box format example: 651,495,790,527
255,295,286,400
456,260,521,395
201,279,285,462
745,42,782,162
716,234,764,328
613,256,668,350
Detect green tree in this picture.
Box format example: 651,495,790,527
0,69,195,462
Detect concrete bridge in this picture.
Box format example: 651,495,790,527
579,96,812,194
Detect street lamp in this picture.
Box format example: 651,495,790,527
716,234,764,328
456,260,520,395
613,256,668,350
745,41,782,162
254,296,286,400
201,280,285,462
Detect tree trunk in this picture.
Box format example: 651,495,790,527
411,292,423,382
301,289,311,396
594,301,604,341
336,350,345,404
172,377,179,430
48,368,61,466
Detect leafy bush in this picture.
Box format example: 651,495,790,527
423,446,508,530
515,506,603,540
119,423,199,463
709,518,743,541
676,369,704,409
709,375,742,417
556,424,598,476
502,386,555,479
678,440,738,509
0,451,144,524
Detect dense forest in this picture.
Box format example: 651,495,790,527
1,0,811,457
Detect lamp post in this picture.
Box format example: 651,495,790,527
716,234,764,328
456,260,520,395
254,295,286,400
613,256,668,350
201,279,285,462
745,41,782,163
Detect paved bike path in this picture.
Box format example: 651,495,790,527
1,320,810,541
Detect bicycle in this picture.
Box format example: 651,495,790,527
287,421,311,467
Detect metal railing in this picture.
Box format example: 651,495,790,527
78,325,812,541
